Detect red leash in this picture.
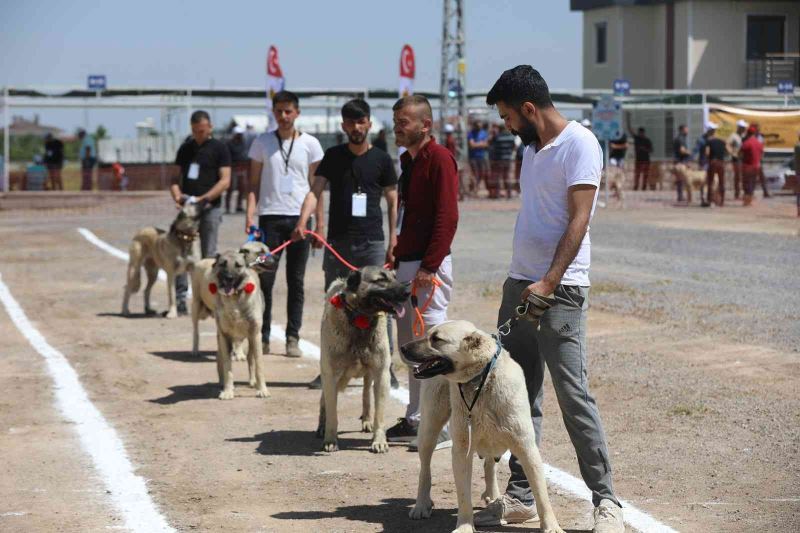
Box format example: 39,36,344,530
267,230,359,272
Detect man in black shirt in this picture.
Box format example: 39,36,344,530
225,127,249,214
704,123,727,207
170,110,232,314
43,133,64,190
292,99,399,388
632,127,652,190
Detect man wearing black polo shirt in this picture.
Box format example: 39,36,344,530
171,110,232,315
292,99,399,388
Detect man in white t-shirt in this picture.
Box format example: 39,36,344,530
246,90,324,358
475,66,623,533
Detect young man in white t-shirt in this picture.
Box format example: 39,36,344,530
475,66,624,533
246,90,324,358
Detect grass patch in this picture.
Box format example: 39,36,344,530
668,403,710,417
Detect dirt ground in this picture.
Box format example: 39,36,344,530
0,193,798,533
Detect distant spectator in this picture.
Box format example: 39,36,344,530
467,120,489,196
580,118,592,130
78,129,97,191
794,131,800,217
25,155,48,191
373,129,388,152
694,127,711,169
111,162,128,191
43,133,64,190
488,123,516,199
752,123,770,198
244,123,257,151
726,119,747,200
443,123,458,157
672,124,691,203
631,127,652,191
740,125,763,207
607,132,627,200
225,126,249,213
703,123,726,207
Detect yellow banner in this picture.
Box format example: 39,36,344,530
707,104,800,151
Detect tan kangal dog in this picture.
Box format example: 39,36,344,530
121,201,204,318
210,249,275,400
317,266,409,453
401,321,563,533
190,241,273,359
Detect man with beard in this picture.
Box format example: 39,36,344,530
477,65,624,533
292,99,401,389
385,94,458,450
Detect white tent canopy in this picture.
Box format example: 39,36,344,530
232,114,386,135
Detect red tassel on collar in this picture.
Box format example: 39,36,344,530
352,315,371,330
244,282,256,294
208,283,218,295
329,294,344,309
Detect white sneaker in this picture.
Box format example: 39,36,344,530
408,428,452,451
593,499,624,533
473,494,538,527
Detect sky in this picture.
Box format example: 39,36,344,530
0,0,583,137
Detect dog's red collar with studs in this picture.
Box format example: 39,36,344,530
209,281,256,296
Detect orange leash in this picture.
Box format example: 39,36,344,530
411,277,442,337
266,230,359,272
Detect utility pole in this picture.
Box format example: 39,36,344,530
440,0,467,159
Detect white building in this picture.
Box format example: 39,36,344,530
572,0,800,90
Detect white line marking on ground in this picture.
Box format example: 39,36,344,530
0,273,174,533
78,228,676,532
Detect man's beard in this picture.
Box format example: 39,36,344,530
397,127,425,148
347,130,367,145
511,116,540,147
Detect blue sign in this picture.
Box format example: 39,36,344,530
87,75,106,90
613,79,630,96
777,80,794,94
592,95,623,141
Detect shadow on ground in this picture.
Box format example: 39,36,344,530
149,350,216,362
226,429,409,457
148,382,268,404
97,312,159,319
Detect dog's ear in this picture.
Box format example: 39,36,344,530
346,270,362,292
211,252,221,268
461,331,488,354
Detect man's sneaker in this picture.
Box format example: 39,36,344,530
308,374,322,389
389,365,400,390
285,337,303,358
474,494,538,527
592,499,624,533
386,418,417,442
262,341,270,355
176,302,188,316
408,427,452,451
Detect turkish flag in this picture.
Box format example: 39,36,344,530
399,44,415,97
266,46,283,78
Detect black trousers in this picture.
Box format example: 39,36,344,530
258,215,310,342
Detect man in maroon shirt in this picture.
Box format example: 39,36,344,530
386,95,459,448
740,125,763,207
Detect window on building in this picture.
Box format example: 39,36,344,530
595,22,607,64
746,15,785,59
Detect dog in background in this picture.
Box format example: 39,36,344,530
210,248,274,400
317,266,409,453
402,321,563,533
190,241,272,359
121,201,204,318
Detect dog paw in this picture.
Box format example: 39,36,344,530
164,309,178,319
361,420,373,433
218,389,235,400
409,500,433,520
541,526,564,533
370,439,389,454
480,489,500,504
323,440,339,452
255,388,270,398
232,352,246,362
452,524,475,533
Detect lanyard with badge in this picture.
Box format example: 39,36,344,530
349,160,367,218
275,131,296,194
186,140,203,181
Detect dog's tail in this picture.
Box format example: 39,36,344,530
126,240,143,293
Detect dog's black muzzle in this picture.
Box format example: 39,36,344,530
400,344,454,379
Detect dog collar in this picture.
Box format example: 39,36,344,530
457,335,502,420
329,292,373,330
209,282,256,296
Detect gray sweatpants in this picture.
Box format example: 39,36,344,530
497,277,619,508
396,256,453,426
176,205,222,304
